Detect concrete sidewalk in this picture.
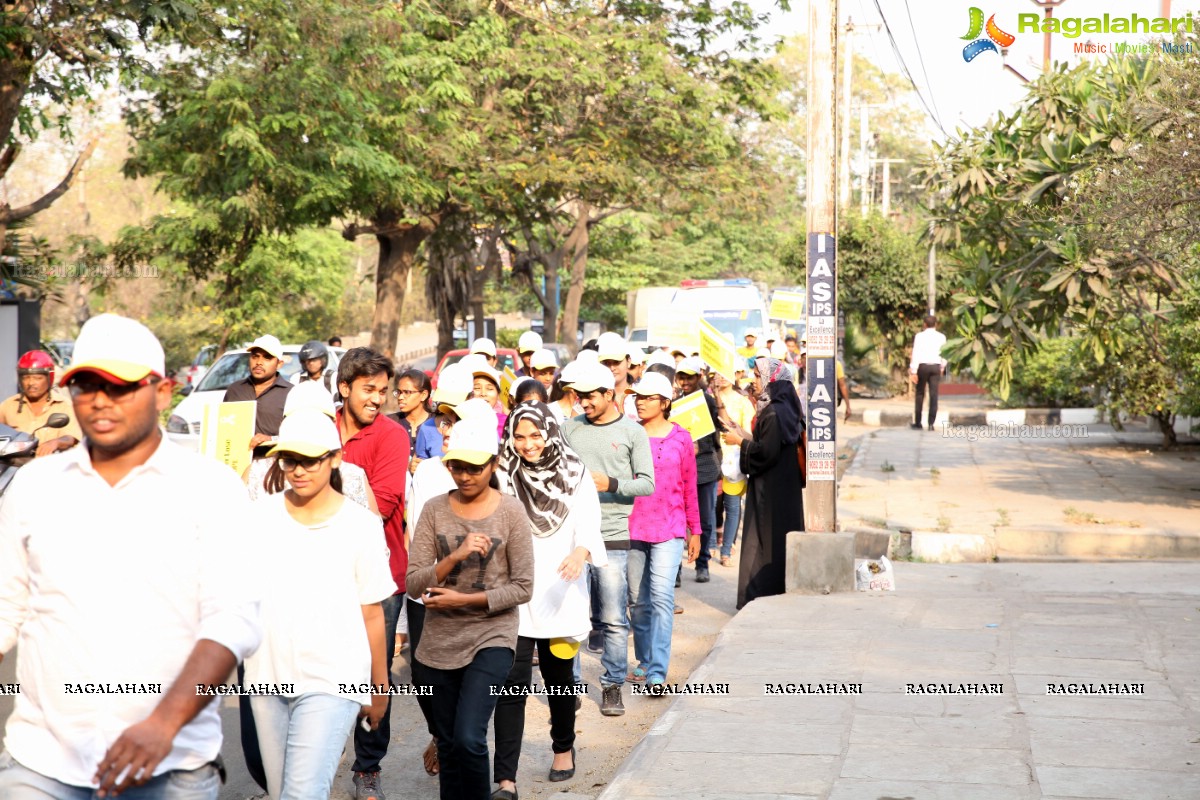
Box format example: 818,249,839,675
600,561,1200,800
838,424,1200,560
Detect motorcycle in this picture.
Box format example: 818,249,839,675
0,412,70,496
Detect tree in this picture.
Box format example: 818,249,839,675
921,49,1199,445
0,0,208,288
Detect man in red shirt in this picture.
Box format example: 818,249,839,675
335,348,410,800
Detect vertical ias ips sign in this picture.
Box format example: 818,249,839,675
806,233,836,483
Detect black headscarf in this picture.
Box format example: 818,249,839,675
500,402,587,537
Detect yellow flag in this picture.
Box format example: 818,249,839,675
501,366,518,404
671,390,716,441
698,318,739,384
200,401,257,476
647,308,699,353
769,290,806,322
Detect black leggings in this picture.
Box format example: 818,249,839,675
492,636,577,784
406,599,436,735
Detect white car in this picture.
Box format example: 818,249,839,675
166,345,344,451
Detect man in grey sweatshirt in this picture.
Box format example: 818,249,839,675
562,362,655,717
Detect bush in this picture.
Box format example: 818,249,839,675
1005,337,1094,408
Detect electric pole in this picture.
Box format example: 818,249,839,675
838,19,854,210
805,0,839,534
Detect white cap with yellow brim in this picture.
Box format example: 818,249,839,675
440,415,500,465
266,408,342,458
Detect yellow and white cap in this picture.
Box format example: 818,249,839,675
285,380,337,418
59,313,165,386
470,337,497,357
248,334,287,360
518,331,543,354
432,363,473,409
441,415,499,465
267,408,342,458
625,372,673,399
529,348,558,371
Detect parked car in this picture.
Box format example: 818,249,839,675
175,344,218,389
166,345,342,451
431,348,519,388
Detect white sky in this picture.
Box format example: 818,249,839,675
752,0,1198,138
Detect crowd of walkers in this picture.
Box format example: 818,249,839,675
0,313,807,800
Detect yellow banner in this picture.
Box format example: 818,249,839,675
698,318,740,384
671,390,716,441
769,290,806,322
501,366,518,403
201,401,257,477
646,308,700,353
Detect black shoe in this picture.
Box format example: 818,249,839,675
601,684,625,716
910,423,923,430
586,630,603,653
353,771,385,800
548,746,576,782
491,790,518,800
675,572,682,588
928,424,935,431
695,567,710,583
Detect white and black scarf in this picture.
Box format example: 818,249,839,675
501,402,587,538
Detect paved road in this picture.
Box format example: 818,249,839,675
601,560,1200,800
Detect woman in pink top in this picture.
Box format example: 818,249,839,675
625,371,702,691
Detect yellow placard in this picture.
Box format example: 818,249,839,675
769,290,806,322
671,390,716,441
698,318,739,384
646,308,700,353
200,401,257,476
500,366,518,402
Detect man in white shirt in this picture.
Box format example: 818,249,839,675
0,313,261,800
909,314,948,431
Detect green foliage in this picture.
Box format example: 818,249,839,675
922,45,1200,444
1004,337,1094,409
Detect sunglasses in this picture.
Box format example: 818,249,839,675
278,453,333,472
446,460,490,476
67,376,161,402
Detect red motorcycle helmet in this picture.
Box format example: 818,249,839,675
17,350,56,387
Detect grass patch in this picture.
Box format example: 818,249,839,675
1062,506,1143,528
880,460,896,473
935,515,953,532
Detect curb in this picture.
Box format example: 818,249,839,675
850,407,1102,428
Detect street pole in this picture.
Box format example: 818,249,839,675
858,104,869,218
881,159,891,218
927,242,937,314
838,19,854,211
805,0,838,534
1031,0,1067,71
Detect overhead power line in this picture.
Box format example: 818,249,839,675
901,0,944,131
869,0,947,136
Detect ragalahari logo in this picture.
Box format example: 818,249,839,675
962,7,1015,62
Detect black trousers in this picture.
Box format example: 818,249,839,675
406,598,436,735
237,664,267,791
914,363,942,427
493,636,578,784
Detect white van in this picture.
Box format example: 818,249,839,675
669,279,769,344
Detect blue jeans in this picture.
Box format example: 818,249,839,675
721,491,742,558
352,592,402,772
588,548,629,687
426,647,515,800
251,693,360,800
694,481,719,570
628,538,685,683
0,750,219,800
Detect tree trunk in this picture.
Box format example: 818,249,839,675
1152,410,1178,449
370,226,429,361
557,203,591,356
544,249,561,344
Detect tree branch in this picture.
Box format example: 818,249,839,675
0,139,97,224
0,143,21,181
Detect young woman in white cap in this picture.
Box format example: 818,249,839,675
625,372,702,691
461,353,508,438
245,408,395,799
406,415,533,800
491,403,607,799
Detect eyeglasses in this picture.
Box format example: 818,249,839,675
393,388,424,398
278,453,332,472
446,461,489,476
436,417,455,431
67,376,161,402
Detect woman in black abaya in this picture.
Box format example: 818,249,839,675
721,357,805,609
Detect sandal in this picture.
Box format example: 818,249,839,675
422,738,439,776
720,555,731,567
627,667,648,682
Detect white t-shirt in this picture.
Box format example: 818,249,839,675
515,478,608,641
245,493,395,704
